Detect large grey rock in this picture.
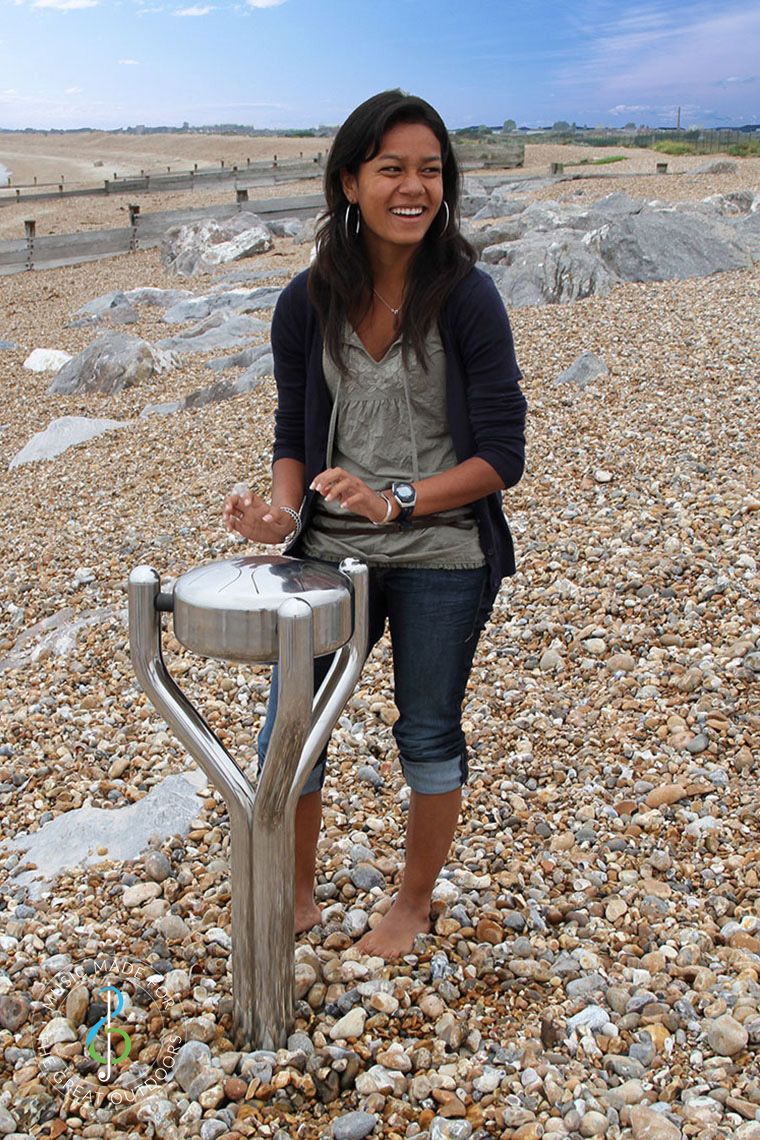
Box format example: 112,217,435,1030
267,217,302,238
481,192,756,307
162,213,273,277
141,348,269,418
156,312,269,355
703,189,758,216
693,159,739,175
483,230,618,307
590,209,751,282
163,286,280,324
206,343,270,372
5,769,206,897
554,351,609,388
70,290,137,325
49,333,175,394
9,416,129,468
73,288,192,317
734,210,760,260
460,190,489,217
237,350,274,385
139,400,183,419
472,219,524,256
0,605,124,671
293,217,318,245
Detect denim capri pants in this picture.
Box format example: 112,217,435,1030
257,563,497,796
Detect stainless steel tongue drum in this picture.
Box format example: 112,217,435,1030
128,554,368,1049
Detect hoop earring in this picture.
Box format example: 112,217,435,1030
344,203,360,239
440,200,450,235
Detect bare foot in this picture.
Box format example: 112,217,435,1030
295,901,322,935
354,896,431,960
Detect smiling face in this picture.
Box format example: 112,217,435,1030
341,120,445,261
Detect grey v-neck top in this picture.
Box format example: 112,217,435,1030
300,323,485,568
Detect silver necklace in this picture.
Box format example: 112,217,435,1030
373,287,402,317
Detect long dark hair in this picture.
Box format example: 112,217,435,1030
308,89,476,374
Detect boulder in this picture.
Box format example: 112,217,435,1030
589,209,751,282
267,217,302,238
71,290,136,323
161,213,273,277
23,348,72,373
481,193,756,307
182,379,239,410
9,415,129,468
460,190,489,217
734,210,760,260
293,217,318,246
693,159,739,175
140,400,183,419
483,230,618,307
554,351,608,388
206,342,273,374
472,219,524,256
49,333,175,394
163,286,281,324
155,313,269,355
237,351,274,385
141,347,270,417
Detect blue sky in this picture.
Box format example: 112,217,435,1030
0,0,758,130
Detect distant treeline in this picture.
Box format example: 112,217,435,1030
3,122,759,144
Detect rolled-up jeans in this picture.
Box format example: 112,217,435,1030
257,563,497,796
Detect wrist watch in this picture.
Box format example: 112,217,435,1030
391,481,417,528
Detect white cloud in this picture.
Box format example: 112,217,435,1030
175,4,213,12
609,104,654,115
33,0,99,8
717,75,758,86
65,85,83,93
246,0,288,7
118,58,140,65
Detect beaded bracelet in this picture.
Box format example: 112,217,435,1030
279,506,302,539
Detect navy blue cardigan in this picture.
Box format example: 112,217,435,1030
271,266,527,592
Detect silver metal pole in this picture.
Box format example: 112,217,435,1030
250,597,313,1048
128,558,369,1050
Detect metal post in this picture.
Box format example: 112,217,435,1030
128,558,368,1050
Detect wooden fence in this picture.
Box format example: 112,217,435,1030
0,191,325,275
0,156,325,208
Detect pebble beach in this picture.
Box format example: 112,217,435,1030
0,143,759,1139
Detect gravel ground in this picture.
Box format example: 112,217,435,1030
0,163,759,1139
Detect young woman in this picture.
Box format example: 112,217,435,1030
223,90,527,960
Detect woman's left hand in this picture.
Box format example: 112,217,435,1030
310,467,391,524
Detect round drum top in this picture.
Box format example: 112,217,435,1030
172,555,353,662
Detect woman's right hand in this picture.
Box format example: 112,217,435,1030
223,488,296,545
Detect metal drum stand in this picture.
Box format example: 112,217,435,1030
128,554,368,1049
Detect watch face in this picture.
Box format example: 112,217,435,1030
393,482,415,505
